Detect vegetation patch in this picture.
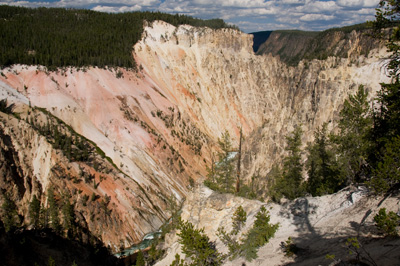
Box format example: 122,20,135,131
374,208,399,236
0,6,237,70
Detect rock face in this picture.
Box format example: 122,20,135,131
133,21,390,181
0,100,169,250
157,185,400,266
257,27,381,66
0,20,391,250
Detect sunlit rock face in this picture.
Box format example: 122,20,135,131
133,21,390,179
156,185,400,266
0,20,390,250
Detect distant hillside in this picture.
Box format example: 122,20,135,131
0,6,237,70
249,31,273,53
257,23,381,66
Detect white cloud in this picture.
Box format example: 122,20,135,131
300,13,335,21
0,1,45,8
236,20,290,32
49,0,160,8
276,16,300,24
92,4,142,12
1,0,383,32
337,0,378,8
354,7,375,15
296,1,340,13
192,0,271,8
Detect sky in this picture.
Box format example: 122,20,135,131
0,0,380,33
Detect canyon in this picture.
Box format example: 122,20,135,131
0,19,393,260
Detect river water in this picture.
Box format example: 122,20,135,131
114,230,162,258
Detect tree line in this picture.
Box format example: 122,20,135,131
0,5,237,70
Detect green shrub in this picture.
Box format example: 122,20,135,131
241,206,279,261
343,237,378,266
1,193,18,232
374,208,399,236
216,206,246,260
0,99,15,114
232,205,246,235
368,136,400,194
280,237,298,257
176,219,224,266
203,179,221,191
170,254,186,266
218,206,279,262
216,226,241,260
135,250,145,266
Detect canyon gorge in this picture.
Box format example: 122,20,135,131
0,19,396,265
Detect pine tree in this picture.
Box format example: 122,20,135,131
267,164,284,202
215,131,235,193
240,206,279,261
135,250,145,266
29,194,41,228
47,187,61,232
368,136,400,193
374,82,400,148
284,126,304,197
62,193,75,234
373,208,399,236
333,85,372,184
177,219,224,266
368,1,400,193
306,124,342,196
205,131,236,193
1,193,18,232
281,125,305,200
232,205,246,235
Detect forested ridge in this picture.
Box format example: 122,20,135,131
0,5,237,70
256,23,382,66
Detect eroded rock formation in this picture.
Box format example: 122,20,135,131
0,20,391,250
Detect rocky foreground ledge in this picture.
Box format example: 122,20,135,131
156,185,400,266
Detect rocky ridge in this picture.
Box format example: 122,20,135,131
0,20,392,251
157,185,400,266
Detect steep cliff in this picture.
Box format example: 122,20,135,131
0,96,172,251
250,30,273,53
257,24,382,66
0,20,391,252
133,21,390,183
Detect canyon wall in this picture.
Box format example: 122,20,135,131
257,26,381,65
0,20,391,249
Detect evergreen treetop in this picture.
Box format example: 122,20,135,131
176,219,224,266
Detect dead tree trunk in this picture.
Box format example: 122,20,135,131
236,128,242,193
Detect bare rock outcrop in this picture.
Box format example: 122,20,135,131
157,185,400,266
